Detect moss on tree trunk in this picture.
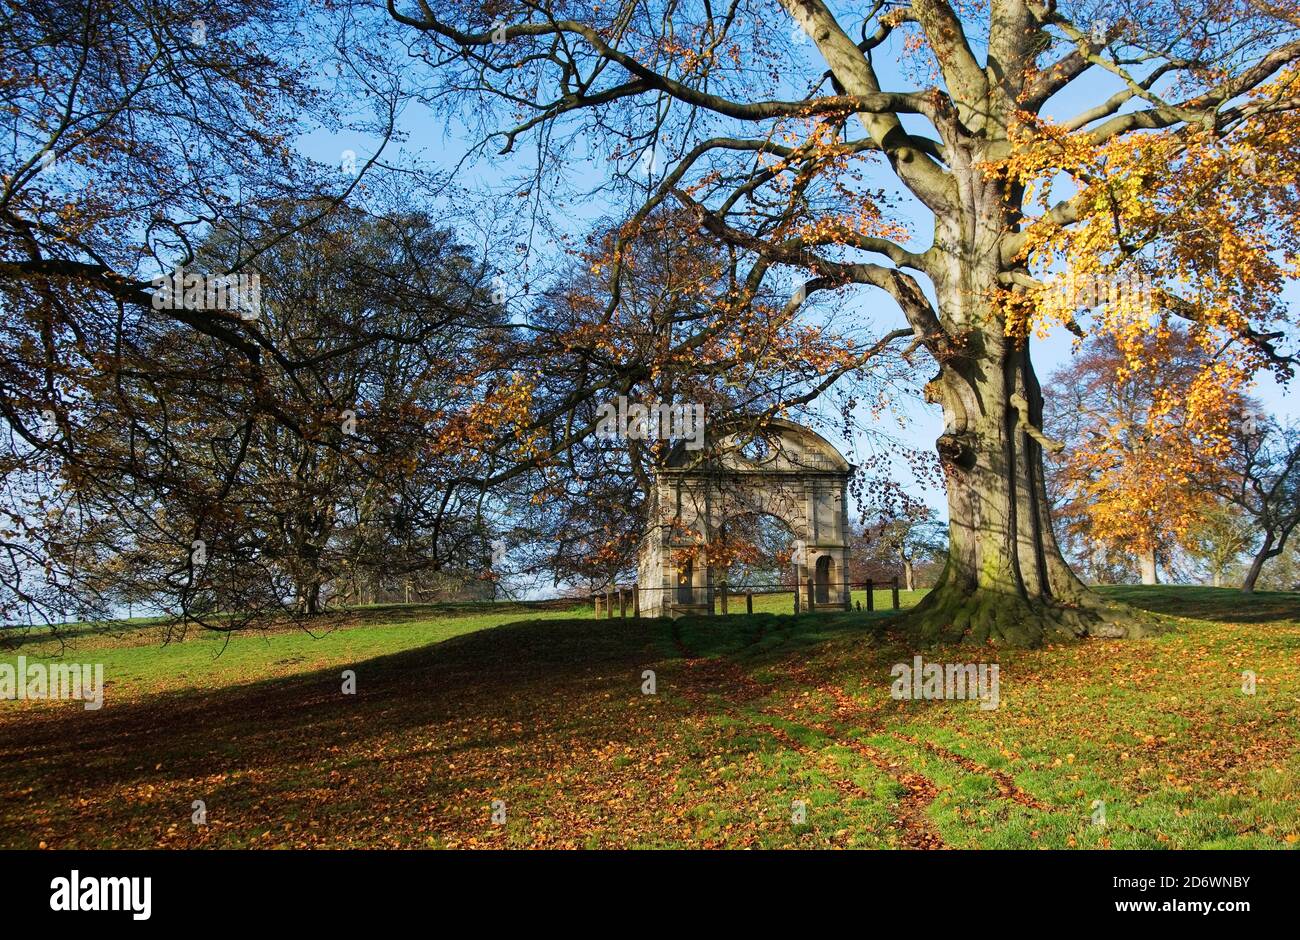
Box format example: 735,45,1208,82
907,304,1155,646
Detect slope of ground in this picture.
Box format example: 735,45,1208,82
0,587,1296,849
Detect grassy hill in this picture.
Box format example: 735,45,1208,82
1,586,1297,849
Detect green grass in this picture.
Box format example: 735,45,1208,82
0,587,917,697
1099,583,1300,623
0,600,592,695
1,585,1298,849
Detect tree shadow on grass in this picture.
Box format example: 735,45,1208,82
670,609,891,660
9,595,1286,847
0,609,876,846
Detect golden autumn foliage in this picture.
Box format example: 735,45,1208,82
1002,62,1300,381
1045,328,1249,558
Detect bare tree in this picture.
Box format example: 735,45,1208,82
0,0,406,628
1219,418,1300,592
1181,503,1254,588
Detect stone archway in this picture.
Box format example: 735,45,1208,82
636,418,854,617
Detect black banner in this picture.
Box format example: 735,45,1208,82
0,849,1292,927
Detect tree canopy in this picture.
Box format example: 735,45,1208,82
383,0,1300,644
1,1,1297,643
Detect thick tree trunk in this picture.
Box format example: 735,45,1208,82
1212,570,1223,588
1138,548,1159,586
762,32,1160,647
901,553,915,592
907,253,1149,646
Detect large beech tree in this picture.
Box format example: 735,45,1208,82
391,0,1300,644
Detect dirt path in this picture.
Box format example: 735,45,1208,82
668,635,947,848
893,732,1048,811
667,628,1061,848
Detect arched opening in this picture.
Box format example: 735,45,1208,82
717,511,799,595
737,432,772,464
676,557,694,605
815,555,833,604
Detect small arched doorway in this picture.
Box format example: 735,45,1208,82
815,555,833,603
676,557,694,605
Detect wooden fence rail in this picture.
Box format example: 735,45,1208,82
587,580,905,616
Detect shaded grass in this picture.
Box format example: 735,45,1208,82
1100,583,1300,624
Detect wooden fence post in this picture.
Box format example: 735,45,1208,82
866,579,874,611
618,587,626,618
594,594,602,617
720,582,728,614
793,585,800,613
806,577,816,613
746,592,753,615
606,589,614,619
632,584,640,618
891,576,900,610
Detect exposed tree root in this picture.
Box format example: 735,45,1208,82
904,581,1166,648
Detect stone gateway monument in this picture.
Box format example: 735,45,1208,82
636,419,853,617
